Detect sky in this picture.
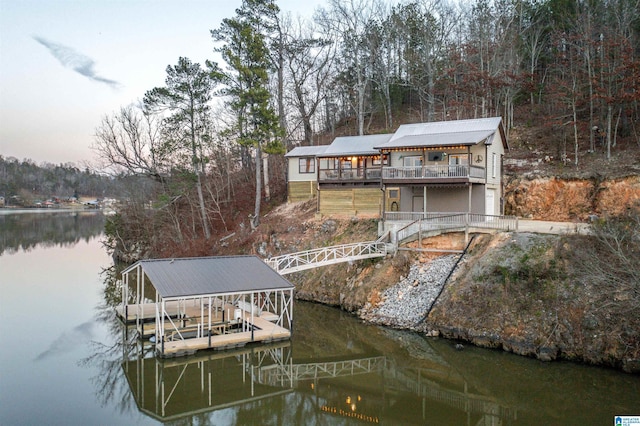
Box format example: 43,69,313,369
0,0,324,166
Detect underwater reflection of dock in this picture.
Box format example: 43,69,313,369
122,343,517,424
122,342,294,422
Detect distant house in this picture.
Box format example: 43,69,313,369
285,117,508,218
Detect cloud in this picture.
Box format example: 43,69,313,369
33,35,121,89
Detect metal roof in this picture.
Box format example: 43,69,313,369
123,255,294,299
379,130,496,149
284,145,328,157
320,133,393,157
375,117,505,150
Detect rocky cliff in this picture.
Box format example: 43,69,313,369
504,174,640,221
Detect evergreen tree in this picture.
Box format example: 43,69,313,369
210,0,284,229
144,57,216,239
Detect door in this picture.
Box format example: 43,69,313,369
403,156,422,178
448,154,469,177
486,189,495,217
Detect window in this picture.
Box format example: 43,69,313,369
319,158,338,170
373,155,388,165
448,154,469,166
492,153,497,178
403,156,422,167
298,157,315,174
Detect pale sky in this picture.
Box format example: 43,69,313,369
0,0,324,166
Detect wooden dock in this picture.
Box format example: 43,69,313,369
117,299,289,356
157,306,291,358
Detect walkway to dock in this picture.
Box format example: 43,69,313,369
265,214,589,275
389,213,519,245
265,240,390,274
265,213,518,274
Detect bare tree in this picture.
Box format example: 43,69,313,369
281,14,334,144
93,105,165,179
316,0,384,135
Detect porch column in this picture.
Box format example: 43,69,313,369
468,183,473,213
423,186,427,217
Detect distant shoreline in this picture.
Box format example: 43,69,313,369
0,207,102,215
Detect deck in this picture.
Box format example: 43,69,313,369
156,304,291,358
117,299,287,347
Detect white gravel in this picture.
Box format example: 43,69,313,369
360,255,459,329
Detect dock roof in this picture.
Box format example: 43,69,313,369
123,255,294,299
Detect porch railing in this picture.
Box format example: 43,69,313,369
319,167,382,181
381,165,485,180
383,211,460,222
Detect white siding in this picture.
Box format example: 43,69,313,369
288,157,317,182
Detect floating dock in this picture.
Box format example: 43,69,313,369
117,256,295,358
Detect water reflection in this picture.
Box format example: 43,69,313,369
86,237,639,425
0,210,105,255
123,343,294,422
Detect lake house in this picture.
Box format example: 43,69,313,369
285,117,508,219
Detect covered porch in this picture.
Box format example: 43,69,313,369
318,154,384,184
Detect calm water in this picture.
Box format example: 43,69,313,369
0,211,638,425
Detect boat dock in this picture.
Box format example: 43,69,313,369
118,256,295,358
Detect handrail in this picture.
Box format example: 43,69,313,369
381,165,485,179
266,241,387,274
395,213,518,244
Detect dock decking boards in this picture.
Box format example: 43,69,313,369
157,305,291,357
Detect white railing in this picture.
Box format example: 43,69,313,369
259,356,387,385
395,213,518,243
382,165,485,180
266,241,387,274
318,167,382,181
384,211,464,222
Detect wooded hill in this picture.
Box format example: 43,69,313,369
0,156,125,205
91,0,639,259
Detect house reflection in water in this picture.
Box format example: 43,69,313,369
122,342,517,424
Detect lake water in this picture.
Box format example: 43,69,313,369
0,210,638,425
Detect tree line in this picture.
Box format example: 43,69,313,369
0,155,123,205
93,0,640,258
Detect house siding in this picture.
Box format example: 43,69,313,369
288,157,317,182
319,188,382,216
